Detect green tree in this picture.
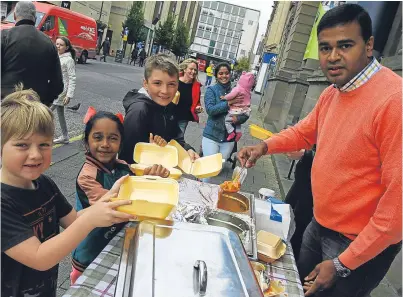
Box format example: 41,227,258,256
171,20,190,58
234,57,251,72
154,13,176,50
123,2,146,45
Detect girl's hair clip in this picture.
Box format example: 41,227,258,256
83,106,124,124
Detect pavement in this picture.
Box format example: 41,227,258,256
48,59,400,297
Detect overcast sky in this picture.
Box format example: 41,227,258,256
223,0,275,53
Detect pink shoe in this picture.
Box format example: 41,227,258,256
235,132,242,142
227,131,236,141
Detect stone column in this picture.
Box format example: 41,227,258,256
258,2,319,127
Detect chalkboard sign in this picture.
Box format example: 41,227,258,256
115,50,123,63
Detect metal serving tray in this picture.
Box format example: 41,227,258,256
115,220,263,297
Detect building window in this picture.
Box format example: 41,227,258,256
222,50,228,58
201,9,208,15
196,30,203,38
231,15,237,22
230,45,237,52
239,8,246,17
210,2,218,10
202,39,210,46
202,1,210,8
241,49,246,56
224,4,232,13
227,29,233,37
232,6,239,16
198,25,205,30
200,15,207,23
215,49,221,56
222,20,229,28
207,16,214,25
213,26,218,33
231,38,238,45
218,35,225,42
223,44,229,51
219,28,226,35
217,42,223,50
200,46,208,53
248,20,253,26
236,23,243,31
222,13,229,20
194,37,203,44
214,17,221,26
238,17,244,24
224,37,231,44
234,32,240,39
229,21,236,30
208,47,214,54
211,33,218,41
218,3,225,12
209,40,216,47
203,31,211,39
229,52,235,59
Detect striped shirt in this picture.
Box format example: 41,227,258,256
338,57,382,92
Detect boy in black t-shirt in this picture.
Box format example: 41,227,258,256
1,86,135,297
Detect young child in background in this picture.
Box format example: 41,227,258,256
221,71,254,141
1,86,134,297
52,36,77,144
71,111,170,284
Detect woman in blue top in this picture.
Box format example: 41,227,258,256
202,62,247,181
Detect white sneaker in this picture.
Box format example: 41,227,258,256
53,137,69,144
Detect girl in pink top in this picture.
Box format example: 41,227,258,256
222,71,254,141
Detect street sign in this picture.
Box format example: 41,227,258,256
123,35,128,41
115,50,123,63
61,1,71,9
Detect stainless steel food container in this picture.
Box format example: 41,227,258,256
115,219,263,297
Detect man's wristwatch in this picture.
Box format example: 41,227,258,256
333,257,351,278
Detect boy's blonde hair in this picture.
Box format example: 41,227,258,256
1,84,54,148
144,53,179,81
179,58,199,82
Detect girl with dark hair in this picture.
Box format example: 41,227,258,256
53,36,76,144
70,111,170,285
202,62,248,182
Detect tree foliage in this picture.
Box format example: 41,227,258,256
234,57,251,72
123,2,146,45
171,20,190,57
154,13,176,50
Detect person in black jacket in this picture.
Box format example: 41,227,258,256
100,38,110,62
119,54,199,164
1,1,64,107
285,148,315,261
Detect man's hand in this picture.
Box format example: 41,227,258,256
149,133,167,147
237,142,268,168
304,260,338,296
195,106,204,113
187,149,200,162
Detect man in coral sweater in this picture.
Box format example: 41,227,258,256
239,4,402,297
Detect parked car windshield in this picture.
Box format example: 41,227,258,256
4,11,45,27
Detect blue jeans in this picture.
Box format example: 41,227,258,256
205,76,213,86
297,218,401,297
201,137,234,183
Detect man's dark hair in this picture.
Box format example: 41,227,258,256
317,4,372,42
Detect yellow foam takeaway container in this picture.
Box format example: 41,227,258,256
249,124,273,140
257,230,286,263
112,176,179,220
130,164,182,180
168,140,223,178
133,143,178,168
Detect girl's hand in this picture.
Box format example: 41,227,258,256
149,133,167,147
63,97,71,105
144,164,170,178
83,175,136,227
195,106,204,113
187,149,200,162
231,115,238,124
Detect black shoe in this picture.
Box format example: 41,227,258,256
67,103,81,111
